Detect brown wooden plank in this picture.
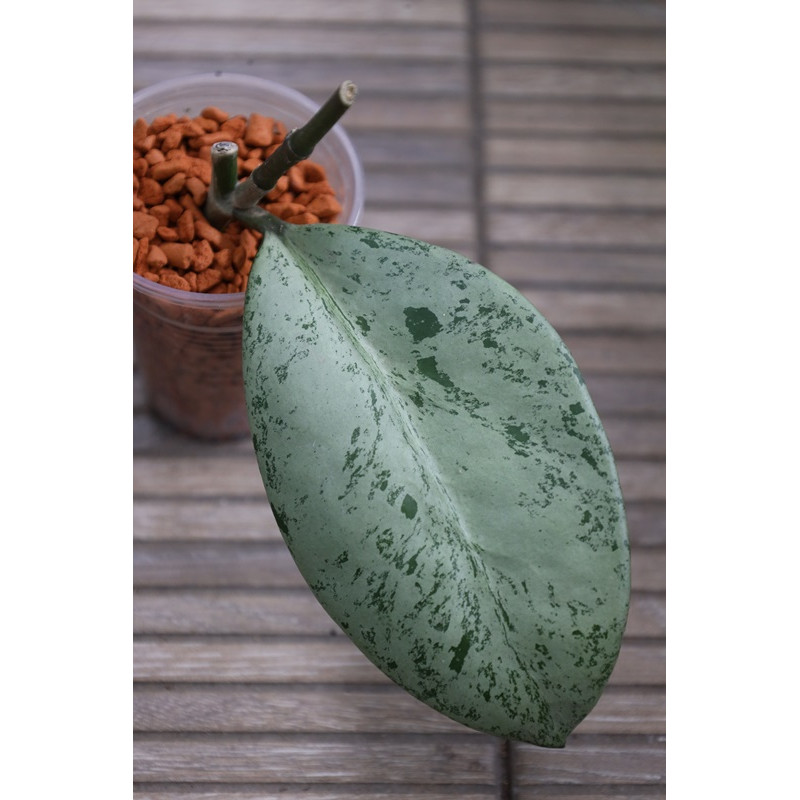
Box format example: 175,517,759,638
134,685,471,734
134,23,468,60
625,503,664,548
488,249,664,289
133,639,663,685
133,541,302,588
595,417,663,460
492,210,665,248
134,733,498,784
481,30,664,64
133,499,279,542
582,375,665,415
516,791,665,800
488,173,664,209
360,207,476,244
479,0,666,29
516,792,665,800
135,0,467,25
366,166,473,205
631,549,664,592
134,456,264,497
486,135,665,172
134,58,469,97
133,589,336,635
575,688,664,735
346,96,472,132
619,461,665,503
484,64,665,100
521,289,665,332
134,589,662,637
563,334,665,375
512,735,666,785
134,790,497,800
133,639,387,684
486,99,665,135
351,130,474,168
624,593,665,638
134,683,663,736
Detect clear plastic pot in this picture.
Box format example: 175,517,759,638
133,73,364,439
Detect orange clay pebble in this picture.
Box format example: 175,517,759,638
244,113,274,148
134,107,344,293
176,210,195,242
161,243,194,270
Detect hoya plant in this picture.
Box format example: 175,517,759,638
205,81,630,749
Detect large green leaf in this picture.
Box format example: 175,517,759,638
242,219,629,747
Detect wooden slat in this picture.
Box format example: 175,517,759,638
516,792,665,800
522,289,664,331
133,590,342,636
512,735,666,785
488,173,664,209
486,135,665,172
360,207,476,244
134,734,498,784
581,375,665,414
366,166,473,206
133,499,279,542
481,30,665,64
133,588,663,637
135,791,497,800
563,334,665,374
624,503,664,548
134,684,663,736
134,456,264,497
135,0,467,25
491,210,665,248
134,23,467,61
342,96,472,132
486,99,665,135
133,59,469,97
134,685,470,734
133,639,386,684
625,592,665,638
516,791,665,800
575,688,664,735
620,461,665,503
489,249,664,289
133,541,302,588
133,639,663,685
351,130,474,167
479,0,666,30
631,549,665,592
484,64,665,100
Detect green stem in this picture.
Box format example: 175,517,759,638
205,141,239,229
232,80,357,210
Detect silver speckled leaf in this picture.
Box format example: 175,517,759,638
242,221,630,747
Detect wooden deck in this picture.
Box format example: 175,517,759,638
133,1,666,797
